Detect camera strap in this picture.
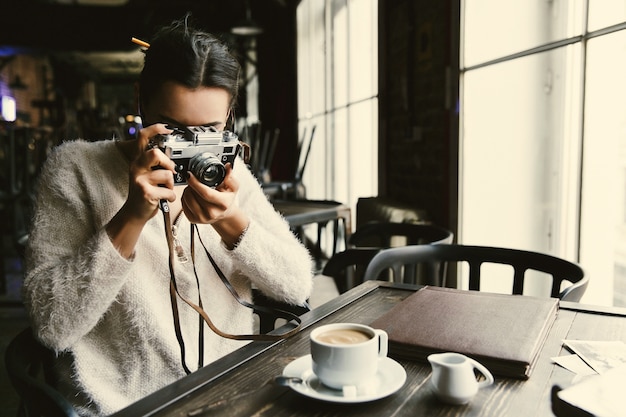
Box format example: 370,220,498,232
161,204,303,374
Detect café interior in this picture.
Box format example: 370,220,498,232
2,1,626,416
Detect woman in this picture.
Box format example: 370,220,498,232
23,17,313,416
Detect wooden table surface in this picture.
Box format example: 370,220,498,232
112,281,626,417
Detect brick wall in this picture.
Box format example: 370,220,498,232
379,0,458,231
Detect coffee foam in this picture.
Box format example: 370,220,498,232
316,329,371,345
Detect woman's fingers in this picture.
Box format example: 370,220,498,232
181,168,238,224
216,164,239,192
135,147,176,173
136,123,172,153
135,124,176,171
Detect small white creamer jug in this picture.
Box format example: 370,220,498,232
427,352,494,405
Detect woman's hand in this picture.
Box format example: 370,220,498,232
181,164,250,249
106,124,177,258
125,124,177,222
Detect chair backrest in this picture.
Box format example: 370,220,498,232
322,248,383,293
362,244,588,302
252,289,311,334
347,222,454,287
349,222,454,248
5,327,79,417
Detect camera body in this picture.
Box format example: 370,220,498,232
153,126,241,188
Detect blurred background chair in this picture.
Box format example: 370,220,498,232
346,221,454,288
260,125,315,200
252,290,311,334
349,221,454,248
362,244,588,302
272,198,352,270
355,196,429,228
318,247,383,295
5,327,79,417
252,246,367,325
252,289,311,333
312,222,454,294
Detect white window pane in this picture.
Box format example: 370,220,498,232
349,0,377,101
580,31,626,307
332,0,349,108
348,99,378,206
588,0,626,32
461,46,581,262
297,0,326,118
463,0,584,67
333,107,349,199
462,56,552,251
301,116,328,200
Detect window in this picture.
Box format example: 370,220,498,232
297,0,378,231
461,0,626,306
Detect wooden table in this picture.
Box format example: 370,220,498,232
111,281,626,417
272,199,352,259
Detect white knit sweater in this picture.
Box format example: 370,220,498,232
23,139,313,416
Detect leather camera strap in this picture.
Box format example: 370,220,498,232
161,204,302,374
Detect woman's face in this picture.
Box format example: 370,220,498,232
142,81,231,131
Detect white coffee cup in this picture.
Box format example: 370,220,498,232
310,323,388,390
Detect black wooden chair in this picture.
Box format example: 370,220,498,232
252,290,311,334
363,244,588,301
321,247,384,294
336,222,455,289
5,327,79,417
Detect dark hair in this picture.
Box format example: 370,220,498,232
139,16,241,111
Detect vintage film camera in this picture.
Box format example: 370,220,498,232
152,126,241,188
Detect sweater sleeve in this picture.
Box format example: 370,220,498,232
227,163,314,305
23,142,133,351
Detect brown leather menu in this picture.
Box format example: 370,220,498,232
370,286,559,379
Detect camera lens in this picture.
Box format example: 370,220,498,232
189,152,226,188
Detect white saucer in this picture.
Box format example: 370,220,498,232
282,355,406,403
